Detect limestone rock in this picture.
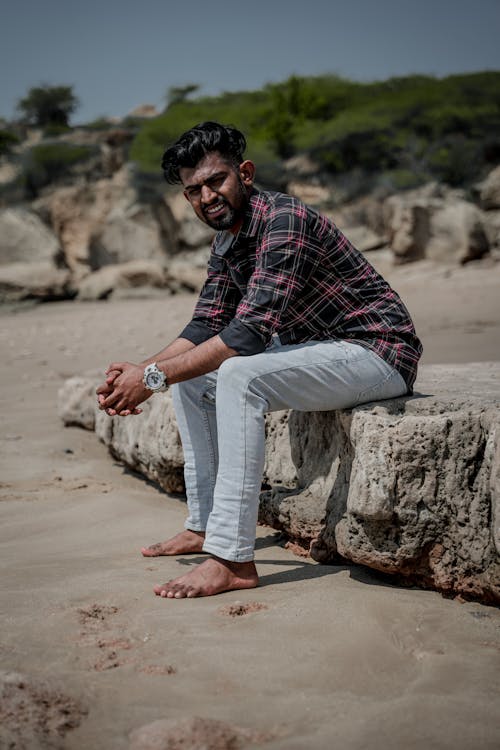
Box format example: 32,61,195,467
0,207,61,265
337,225,386,253
75,260,185,301
384,183,490,264
476,164,500,210
129,716,270,750
0,261,72,303
165,190,215,249
40,167,177,278
58,363,500,603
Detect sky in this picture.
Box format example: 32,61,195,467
1,0,499,124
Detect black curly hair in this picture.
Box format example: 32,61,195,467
161,121,246,184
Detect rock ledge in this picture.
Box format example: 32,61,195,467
58,363,500,603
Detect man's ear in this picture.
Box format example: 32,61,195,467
183,189,190,202
239,160,256,187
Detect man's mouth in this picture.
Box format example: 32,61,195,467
204,201,227,216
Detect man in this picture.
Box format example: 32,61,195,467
97,121,422,599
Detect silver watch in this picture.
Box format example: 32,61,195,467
143,362,168,392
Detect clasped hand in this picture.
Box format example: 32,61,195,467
96,361,151,417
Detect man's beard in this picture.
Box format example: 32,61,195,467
201,178,248,230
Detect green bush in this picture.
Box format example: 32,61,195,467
129,71,500,191
23,142,97,195
0,129,20,157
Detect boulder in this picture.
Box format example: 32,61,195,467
165,190,215,249
38,167,177,278
0,261,72,303
58,362,500,603
75,260,189,302
0,207,61,265
384,183,490,264
475,165,500,210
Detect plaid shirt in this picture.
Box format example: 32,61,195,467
180,190,422,390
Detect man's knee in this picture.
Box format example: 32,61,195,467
217,356,254,393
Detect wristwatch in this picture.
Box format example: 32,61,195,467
143,362,169,392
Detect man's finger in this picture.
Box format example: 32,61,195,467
106,362,125,375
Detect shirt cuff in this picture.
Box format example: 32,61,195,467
179,320,217,345
219,319,266,355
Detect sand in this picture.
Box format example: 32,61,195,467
1,257,500,749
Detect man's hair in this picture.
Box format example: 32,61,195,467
161,121,246,184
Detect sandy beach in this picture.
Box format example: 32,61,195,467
1,256,500,749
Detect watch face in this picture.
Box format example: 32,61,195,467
146,371,164,389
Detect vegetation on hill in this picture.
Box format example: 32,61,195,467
16,84,80,131
130,72,500,194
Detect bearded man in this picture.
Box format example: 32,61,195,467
97,121,422,598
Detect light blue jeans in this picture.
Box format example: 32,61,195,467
171,339,407,562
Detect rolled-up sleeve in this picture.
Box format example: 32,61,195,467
179,252,240,345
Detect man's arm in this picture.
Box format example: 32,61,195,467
96,337,197,414
98,335,237,416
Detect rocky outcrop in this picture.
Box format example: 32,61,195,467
75,259,194,301
476,165,500,210
36,166,177,278
59,363,500,603
0,206,61,265
0,261,72,303
384,184,490,264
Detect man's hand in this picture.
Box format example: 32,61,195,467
96,362,150,417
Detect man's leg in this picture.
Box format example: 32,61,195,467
154,340,407,597
142,371,219,556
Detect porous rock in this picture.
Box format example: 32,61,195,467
0,207,61,265
384,183,490,264
59,363,500,602
476,164,500,210
75,260,187,301
0,261,72,303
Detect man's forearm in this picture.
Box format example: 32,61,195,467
140,337,196,366
157,335,237,384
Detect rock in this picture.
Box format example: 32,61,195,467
337,225,386,253
287,181,331,207
57,374,100,429
75,260,186,301
384,183,490,264
482,209,500,253
0,261,72,303
58,363,500,603
128,716,270,750
39,167,177,278
165,190,215,249
475,165,500,210
0,670,87,750
0,159,22,186
0,207,61,265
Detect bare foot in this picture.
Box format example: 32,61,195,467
153,557,259,598
141,530,205,557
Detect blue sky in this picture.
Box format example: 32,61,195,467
1,0,499,124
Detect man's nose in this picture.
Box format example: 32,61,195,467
201,184,218,203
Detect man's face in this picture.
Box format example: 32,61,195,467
180,152,255,233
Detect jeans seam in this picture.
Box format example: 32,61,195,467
199,392,217,507
355,368,401,405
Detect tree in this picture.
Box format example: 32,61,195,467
17,84,79,128
166,83,200,109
